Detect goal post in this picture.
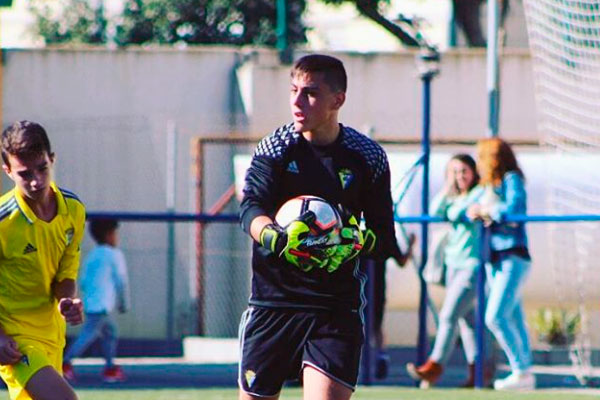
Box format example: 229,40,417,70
190,135,538,338
523,0,600,384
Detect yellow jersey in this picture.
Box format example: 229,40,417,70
0,182,85,349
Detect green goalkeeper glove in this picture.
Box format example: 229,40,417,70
259,212,326,272
325,208,378,273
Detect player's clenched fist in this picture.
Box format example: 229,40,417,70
0,334,22,365
59,298,84,325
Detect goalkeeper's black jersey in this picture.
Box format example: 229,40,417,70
240,123,403,312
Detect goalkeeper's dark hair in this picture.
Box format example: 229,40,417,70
1,121,53,166
291,54,347,93
89,218,119,244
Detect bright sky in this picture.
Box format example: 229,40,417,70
0,0,38,48
0,0,451,50
305,0,451,52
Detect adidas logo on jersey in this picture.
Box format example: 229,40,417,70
286,161,299,173
23,243,37,254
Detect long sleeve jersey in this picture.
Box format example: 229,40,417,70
485,172,529,254
430,187,483,271
79,245,130,314
240,123,402,312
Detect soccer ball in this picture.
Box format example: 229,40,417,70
275,195,343,249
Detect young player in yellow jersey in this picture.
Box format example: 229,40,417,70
0,121,85,400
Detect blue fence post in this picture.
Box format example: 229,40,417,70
417,66,433,368
415,48,440,367
475,222,489,388
360,258,375,385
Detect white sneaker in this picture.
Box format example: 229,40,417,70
494,371,535,390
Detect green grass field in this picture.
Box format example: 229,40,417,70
46,387,599,400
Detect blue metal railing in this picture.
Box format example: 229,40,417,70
86,212,239,222
86,211,600,386
471,213,600,388
505,214,600,223
393,213,600,388
87,212,600,224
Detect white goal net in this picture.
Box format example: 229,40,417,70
523,0,600,385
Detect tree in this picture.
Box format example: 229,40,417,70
30,0,307,47
113,0,309,46
31,0,492,49
45,0,505,49
30,0,107,45
31,0,421,48
325,0,505,48
322,0,420,47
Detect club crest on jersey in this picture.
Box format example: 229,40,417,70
244,370,256,387
65,228,74,246
286,161,299,174
338,169,354,189
20,355,29,366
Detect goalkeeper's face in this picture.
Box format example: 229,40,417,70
290,72,345,135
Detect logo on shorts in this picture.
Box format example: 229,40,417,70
244,370,256,387
65,228,74,246
23,243,37,254
338,168,354,189
20,355,29,366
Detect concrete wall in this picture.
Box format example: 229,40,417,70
1,47,540,340
240,49,537,140
2,47,245,339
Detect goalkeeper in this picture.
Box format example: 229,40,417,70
238,54,410,400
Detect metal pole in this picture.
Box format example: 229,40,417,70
475,223,488,388
486,0,500,137
166,121,177,342
195,139,206,335
448,12,457,48
276,0,292,64
417,72,432,366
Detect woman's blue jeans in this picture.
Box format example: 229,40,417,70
64,312,118,367
485,255,532,373
430,267,478,365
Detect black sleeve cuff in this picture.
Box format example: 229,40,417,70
240,206,267,235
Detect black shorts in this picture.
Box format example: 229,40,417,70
238,306,364,397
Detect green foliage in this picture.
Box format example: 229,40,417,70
533,307,580,346
30,0,107,45
29,0,421,49
30,0,307,47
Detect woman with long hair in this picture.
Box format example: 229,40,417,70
406,154,484,388
467,138,534,391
